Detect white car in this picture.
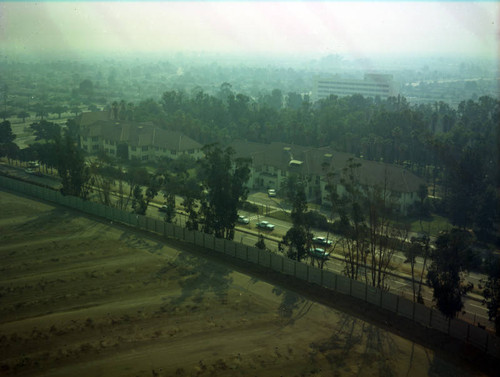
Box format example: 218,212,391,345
309,247,329,260
312,236,333,246
237,215,250,224
267,189,276,197
256,220,275,230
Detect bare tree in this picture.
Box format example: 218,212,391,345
364,170,405,290
338,158,369,281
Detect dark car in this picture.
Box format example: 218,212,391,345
410,232,429,243
158,205,168,212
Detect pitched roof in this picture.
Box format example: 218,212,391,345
80,118,201,151
78,111,111,127
228,140,424,193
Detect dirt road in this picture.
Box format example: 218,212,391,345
0,189,494,376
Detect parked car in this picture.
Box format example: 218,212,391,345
410,232,429,243
24,168,38,175
308,247,329,260
158,205,168,212
267,188,276,197
237,215,250,224
256,220,275,230
312,236,333,246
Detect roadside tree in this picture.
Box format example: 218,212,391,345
482,257,500,335
198,144,250,240
427,228,474,318
55,133,90,198
282,174,311,262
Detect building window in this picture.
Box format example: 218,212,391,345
171,150,177,155
92,145,99,151
91,136,98,142
131,146,137,151
142,146,148,152
142,155,149,161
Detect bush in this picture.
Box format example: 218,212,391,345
239,201,259,213
304,211,329,230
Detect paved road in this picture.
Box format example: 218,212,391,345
0,161,494,330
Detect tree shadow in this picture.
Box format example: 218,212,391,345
6,207,96,243
118,231,165,256
272,286,314,326
425,349,476,377
164,251,233,307
308,314,398,377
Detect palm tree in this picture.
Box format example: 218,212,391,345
17,111,30,123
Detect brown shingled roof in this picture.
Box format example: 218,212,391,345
78,111,111,127
228,140,424,193
80,117,201,152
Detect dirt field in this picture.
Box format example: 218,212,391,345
0,190,494,377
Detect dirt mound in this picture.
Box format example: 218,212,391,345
0,190,491,377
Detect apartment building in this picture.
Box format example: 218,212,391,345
78,112,203,161
229,140,424,214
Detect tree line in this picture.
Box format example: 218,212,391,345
129,89,498,243
1,89,499,334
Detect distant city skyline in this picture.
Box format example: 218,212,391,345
1,1,498,61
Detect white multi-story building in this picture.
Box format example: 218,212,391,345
313,73,399,101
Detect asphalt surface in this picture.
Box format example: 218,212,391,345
0,160,494,330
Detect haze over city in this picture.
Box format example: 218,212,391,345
1,1,499,61
0,1,499,376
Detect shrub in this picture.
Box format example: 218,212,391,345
239,201,259,213
304,211,329,230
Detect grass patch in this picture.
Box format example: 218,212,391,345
408,214,452,237
268,211,292,223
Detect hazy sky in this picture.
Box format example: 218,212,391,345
1,1,499,59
